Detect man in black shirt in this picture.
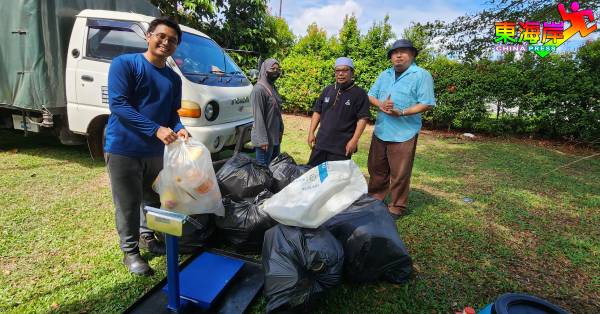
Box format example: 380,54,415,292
307,57,371,167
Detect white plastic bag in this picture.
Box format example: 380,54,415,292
261,160,367,228
153,138,224,216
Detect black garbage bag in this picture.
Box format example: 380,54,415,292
245,188,273,204
323,194,413,283
216,153,274,200
215,190,276,252
268,153,311,192
156,214,214,254
262,225,344,313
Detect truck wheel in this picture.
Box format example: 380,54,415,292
87,118,108,160
102,124,106,151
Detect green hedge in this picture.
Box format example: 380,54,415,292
275,39,600,144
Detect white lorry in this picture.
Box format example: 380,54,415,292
0,1,253,158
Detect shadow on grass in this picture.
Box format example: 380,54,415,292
0,130,104,169
51,274,164,314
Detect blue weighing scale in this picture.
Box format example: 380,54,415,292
161,251,243,310
139,206,253,313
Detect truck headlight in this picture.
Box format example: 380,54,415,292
178,100,201,118
205,102,219,121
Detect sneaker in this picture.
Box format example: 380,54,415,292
123,252,154,276
139,233,166,255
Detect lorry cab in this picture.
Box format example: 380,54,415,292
65,10,253,156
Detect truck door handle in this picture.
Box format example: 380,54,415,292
81,75,94,82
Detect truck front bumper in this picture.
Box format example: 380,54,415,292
185,118,253,153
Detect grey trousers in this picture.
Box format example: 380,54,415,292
105,153,163,253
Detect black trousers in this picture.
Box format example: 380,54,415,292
105,153,162,253
307,148,350,167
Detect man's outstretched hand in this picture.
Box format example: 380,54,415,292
156,126,177,145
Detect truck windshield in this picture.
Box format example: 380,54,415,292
172,32,249,87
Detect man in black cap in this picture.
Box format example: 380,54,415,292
307,57,371,166
367,39,436,219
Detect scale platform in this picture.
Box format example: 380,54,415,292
161,252,243,309
124,249,264,314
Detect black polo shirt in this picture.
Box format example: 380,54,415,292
312,83,371,155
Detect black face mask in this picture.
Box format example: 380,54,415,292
267,71,280,81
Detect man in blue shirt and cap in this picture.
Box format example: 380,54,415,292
307,57,371,166
367,39,436,219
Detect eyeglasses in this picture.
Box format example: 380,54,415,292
335,68,351,74
148,32,178,45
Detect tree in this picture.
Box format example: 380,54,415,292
353,15,395,96
437,0,600,59
338,15,361,58
577,38,600,73
356,14,394,62
151,0,294,72
278,16,396,116
207,0,272,52
270,17,296,60
573,39,600,142
401,22,440,65
150,0,215,27
293,23,331,57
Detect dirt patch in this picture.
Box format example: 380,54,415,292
419,127,600,157
283,113,375,132
484,215,600,312
285,114,599,157
506,252,600,311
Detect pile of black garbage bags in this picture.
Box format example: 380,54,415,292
209,153,413,312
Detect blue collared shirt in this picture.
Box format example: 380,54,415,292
368,63,436,142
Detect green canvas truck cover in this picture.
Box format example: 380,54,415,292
0,0,158,112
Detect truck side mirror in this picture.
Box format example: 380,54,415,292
248,69,259,81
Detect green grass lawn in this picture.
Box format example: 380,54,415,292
1,114,599,313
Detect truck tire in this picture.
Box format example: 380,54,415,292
87,116,108,160
57,116,86,145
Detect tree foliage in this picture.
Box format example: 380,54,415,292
293,23,332,57
423,40,600,143
401,21,441,65
278,14,599,143
150,0,295,71
277,16,395,114
339,15,360,57
437,0,600,59
270,17,296,60
150,0,215,26
151,1,600,144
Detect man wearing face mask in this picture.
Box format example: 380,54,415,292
307,57,371,167
367,39,436,220
250,58,284,166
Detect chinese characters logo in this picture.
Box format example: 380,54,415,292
494,2,597,57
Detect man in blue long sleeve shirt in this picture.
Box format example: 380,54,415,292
104,17,189,276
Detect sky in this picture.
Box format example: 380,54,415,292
267,0,598,52
267,0,491,37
